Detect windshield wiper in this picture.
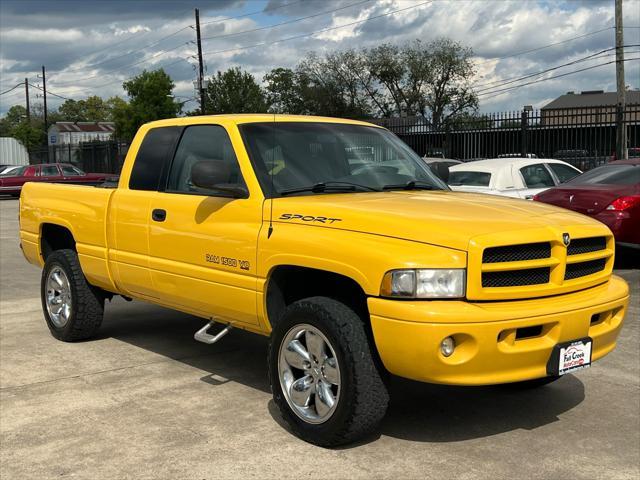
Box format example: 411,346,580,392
280,181,380,196
382,180,437,191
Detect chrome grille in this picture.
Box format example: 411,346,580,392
482,267,551,288
483,242,551,263
565,258,607,280
567,237,606,255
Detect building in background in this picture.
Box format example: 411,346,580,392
541,90,640,125
47,122,115,146
0,137,30,166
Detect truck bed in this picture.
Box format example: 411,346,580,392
20,182,116,291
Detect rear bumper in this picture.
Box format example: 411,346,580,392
368,276,629,385
593,210,639,246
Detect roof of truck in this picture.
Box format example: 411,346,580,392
144,114,382,129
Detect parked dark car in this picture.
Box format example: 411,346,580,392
610,147,640,162
0,163,118,197
533,160,640,248
422,157,461,182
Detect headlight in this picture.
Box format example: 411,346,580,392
381,269,466,299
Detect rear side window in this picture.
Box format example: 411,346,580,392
41,165,59,176
449,171,491,186
129,127,182,191
548,163,580,183
520,164,555,188
61,165,83,176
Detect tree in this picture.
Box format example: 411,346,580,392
205,67,268,114
114,69,180,141
417,38,478,128
264,68,304,114
11,121,45,151
0,105,28,135
0,105,46,150
57,96,111,122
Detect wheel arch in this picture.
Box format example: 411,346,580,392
40,222,76,261
264,264,371,332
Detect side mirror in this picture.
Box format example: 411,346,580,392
191,160,248,198
431,162,450,183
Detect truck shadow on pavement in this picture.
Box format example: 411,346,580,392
101,299,585,447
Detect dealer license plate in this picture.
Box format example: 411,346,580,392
547,338,592,376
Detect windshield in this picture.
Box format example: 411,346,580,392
239,122,447,197
567,164,640,185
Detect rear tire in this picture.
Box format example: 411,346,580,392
268,296,389,447
41,249,104,342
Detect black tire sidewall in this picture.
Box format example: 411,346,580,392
41,251,80,340
269,298,378,445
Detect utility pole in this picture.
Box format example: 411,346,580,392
195,8,206,115
41,65,48,132
615,0,627,160
24,78,30,123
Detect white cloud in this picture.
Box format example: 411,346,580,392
1,0,639,116
112,24,151,36
1,27,84,43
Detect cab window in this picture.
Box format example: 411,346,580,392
548,163,580,183
166,125,243,196
61,165,84,176
41,165,59,176
520,164,555,188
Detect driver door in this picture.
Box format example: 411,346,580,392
147,124,262,327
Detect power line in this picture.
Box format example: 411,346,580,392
474,45,639,91
479,57,639,100
199,0,304,27
201,0,371,42
0,82,25,96
475,26,614,65
53,41,192,86
29,83,73,101
58,25,193,75
50,6,196,73
202,0,434,59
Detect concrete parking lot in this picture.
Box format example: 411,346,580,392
0,197,638,479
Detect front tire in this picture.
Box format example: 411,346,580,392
41,249,104,342
268,297,389,447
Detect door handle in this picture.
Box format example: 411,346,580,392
152,209,166,222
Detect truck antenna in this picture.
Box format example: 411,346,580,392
267,112,275,239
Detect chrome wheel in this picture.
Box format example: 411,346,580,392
45,267,72,328
278,324,341,424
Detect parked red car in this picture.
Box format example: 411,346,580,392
0,163,117,197
533,160,640,248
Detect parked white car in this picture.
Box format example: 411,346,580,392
448,158,582,199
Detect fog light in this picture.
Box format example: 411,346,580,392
441,337,455,357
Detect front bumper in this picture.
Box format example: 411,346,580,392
368,275,629,385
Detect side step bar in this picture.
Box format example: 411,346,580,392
194,321,232,345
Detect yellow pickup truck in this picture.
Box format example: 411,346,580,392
20,115,629,446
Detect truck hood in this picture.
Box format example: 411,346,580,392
268,191,602,251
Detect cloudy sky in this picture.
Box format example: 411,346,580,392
1,0,639,116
